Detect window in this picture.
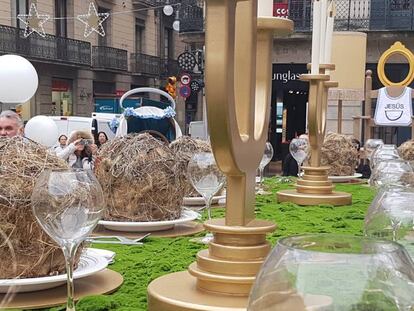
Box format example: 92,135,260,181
163,27,173,59
390,0,411,10
55,0,67,37
13,0,29,28
98,7,110,46
135,19,145,54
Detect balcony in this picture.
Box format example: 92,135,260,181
132,0,180,7
180,0,204,34
290,0,414,32
131,53,161,76
92,46,128,71
0,24,91,66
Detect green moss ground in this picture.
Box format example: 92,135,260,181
31,180,375,311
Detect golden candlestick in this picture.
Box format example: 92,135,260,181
147,1,293,310
277,64,352,206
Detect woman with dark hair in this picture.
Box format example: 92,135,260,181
96,131,108,148
56,130,97,170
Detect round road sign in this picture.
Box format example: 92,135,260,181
179,85,191,98
180,74,191,85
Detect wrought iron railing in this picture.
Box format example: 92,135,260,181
131,53,180,77
290,0,414,32
179,0,204,33
132,0,181,7
131,53,161,76
0,24,91,66
177,0,414,33
92,46,128,71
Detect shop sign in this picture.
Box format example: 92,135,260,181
52,80,69,92
272,70,301,83
274,3,289,18
116,90,126,97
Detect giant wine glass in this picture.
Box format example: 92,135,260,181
31,169,105,311
370,159,413,188
370,144,400,171
248,234,414,311
365,186,414,261
188,152,225,244
257,142,274,195
289,138,309,178
364,138,384,160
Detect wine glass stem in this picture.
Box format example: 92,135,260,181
63,243,79,311
259,167,264,191
205,195,214,221
297,162,301,178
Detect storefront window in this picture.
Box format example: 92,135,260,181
52,79,73,116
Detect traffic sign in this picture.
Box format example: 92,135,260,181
180,74,191,85
179,85,191,98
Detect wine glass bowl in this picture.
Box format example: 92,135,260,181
289,138,309,178
365,187,414,261
370,144,400,171
31,169,105,311
248,234,414,311
187,152,225,243
364,138,384,159
257,142,274,195
370,159,413,188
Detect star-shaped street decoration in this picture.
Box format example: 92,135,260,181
17,3,50,38
77,2,109,38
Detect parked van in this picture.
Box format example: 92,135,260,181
48,114,119,141
48,116,93,137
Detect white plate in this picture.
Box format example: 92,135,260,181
99,209,200,232
298,172,363,183
328,173,363,182
0,249,108,293
182,195,226,206
87,248,116,264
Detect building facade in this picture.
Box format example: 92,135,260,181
179,0,414,158
0,0,186,127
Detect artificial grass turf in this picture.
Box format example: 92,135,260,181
36,180,375,311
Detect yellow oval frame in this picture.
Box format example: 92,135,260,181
377,41,414,86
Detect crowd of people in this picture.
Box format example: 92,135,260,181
0,109,371,177
0,110,108,169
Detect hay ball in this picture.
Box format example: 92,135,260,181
169,136,211,197
321,133,359,176
0,137,75,279
398,140,414,161
95,133,186,222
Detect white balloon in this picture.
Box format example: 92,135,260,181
173,20,180,32
0,55,38,104
25,116,59,147
163,5,174,16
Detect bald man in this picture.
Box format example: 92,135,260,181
0,110,23,137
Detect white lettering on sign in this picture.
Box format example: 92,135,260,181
272,70,302,83
276,8,288,15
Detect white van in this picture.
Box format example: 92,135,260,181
48,116,93,137
48,115,119,140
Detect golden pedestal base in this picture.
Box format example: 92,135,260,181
147,218,276,311
147,271,248,311
277,166,352,206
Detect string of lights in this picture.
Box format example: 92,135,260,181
3,1,181,38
